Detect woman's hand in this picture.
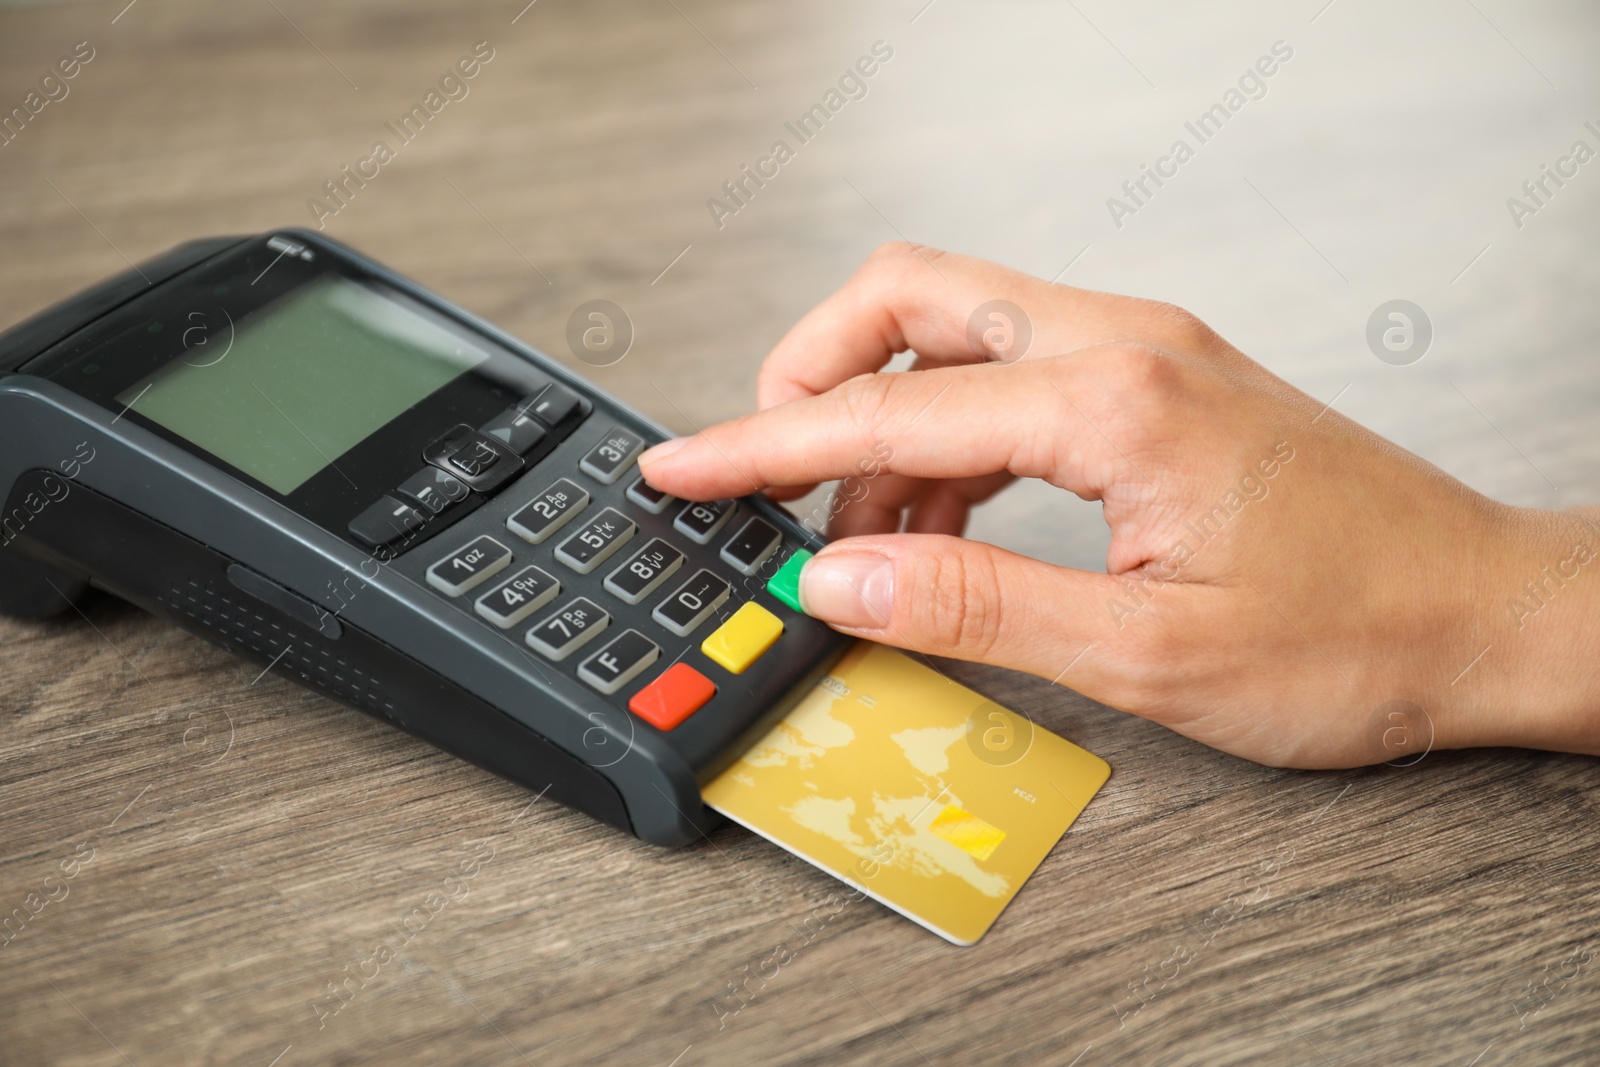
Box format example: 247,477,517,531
639,243,1600,768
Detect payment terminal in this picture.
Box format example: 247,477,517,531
0,230,851,846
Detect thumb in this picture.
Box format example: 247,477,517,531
798,534,1126,680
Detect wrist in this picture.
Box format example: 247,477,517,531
1440,504,1600,754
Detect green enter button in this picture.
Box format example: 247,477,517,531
765,549,812,613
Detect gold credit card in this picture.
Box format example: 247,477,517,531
703,642,1110,946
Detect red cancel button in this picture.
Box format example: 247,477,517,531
628,663,716,730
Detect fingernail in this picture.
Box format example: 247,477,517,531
800,552,894,629
640,437,690,465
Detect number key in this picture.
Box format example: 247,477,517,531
652,569,732,637
555,507,637,574
426,536,512,597
626,475,674,515
507,479,590,544
474,565,560,628
527,597,611,661
603,538,685,605
579,427,645,485
674,499,734,545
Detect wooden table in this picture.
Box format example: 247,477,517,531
3,1,1598,1064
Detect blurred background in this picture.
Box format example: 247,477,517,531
5,0,1598,571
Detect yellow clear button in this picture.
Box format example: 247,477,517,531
701,602,784,674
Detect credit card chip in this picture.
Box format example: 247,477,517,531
928,803,1006,862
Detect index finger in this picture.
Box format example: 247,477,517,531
640,359,1119,504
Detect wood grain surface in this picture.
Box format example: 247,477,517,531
3,1,1599,1065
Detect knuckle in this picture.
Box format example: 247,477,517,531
1100,344,1184,408
860,241,948,286
913,548,1003,659
1140,299,1223,352
868,239,917,261
859,242,918,290
753,360,791,404
837,371,898,445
